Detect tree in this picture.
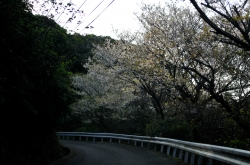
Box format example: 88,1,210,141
132,0,250,142
27,0,85,29
71,58,138,131
92,27,189,120
187,0,250,132
138,1,250,133
189,0,250,50
0,0,79,164
69,34,115,73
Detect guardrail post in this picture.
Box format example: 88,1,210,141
93,137,95,142
167,146,171,155
198,156,202,165
184,151,189,163
101,138,103,142
79,136,81,141
134,141,137,146
110,138,112,143
73,136,74,141
119,139,121,144
173,148,177,158
190,154,195,165
179,149,183,159
86,137,88,141
141,142,143,147
160,145,164,152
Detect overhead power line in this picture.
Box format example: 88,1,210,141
72,0,104,32
56,0,73,22
46,1,56,17
79,0,115,34
66,0,115,44
63,0,87,28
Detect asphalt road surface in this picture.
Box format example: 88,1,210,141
57,140,186,165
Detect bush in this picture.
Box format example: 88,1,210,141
145,117,192,140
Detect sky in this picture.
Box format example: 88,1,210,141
72,0,167,38
33,0,191,39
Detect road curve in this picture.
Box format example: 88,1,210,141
57,140,185,165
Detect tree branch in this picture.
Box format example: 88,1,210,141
189,0,250,50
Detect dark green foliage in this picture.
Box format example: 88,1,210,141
0,0,80,163
59,114,83,132
0,0,79,128
145,117,192,140
69,34,115,73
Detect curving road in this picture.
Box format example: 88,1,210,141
57,140,185,165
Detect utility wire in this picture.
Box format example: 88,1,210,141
45,1,55,17
66,0,115,44
63,0,87,28
72,0,104,32
56,0,73,22
79,0,115,34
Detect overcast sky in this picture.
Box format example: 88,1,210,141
61,0,167,38
34,0,191,39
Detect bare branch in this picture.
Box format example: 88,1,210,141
190,0,250,50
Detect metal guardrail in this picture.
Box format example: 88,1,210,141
56,132,250,165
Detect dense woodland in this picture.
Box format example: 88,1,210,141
1,0,250,164
0,0,112,164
